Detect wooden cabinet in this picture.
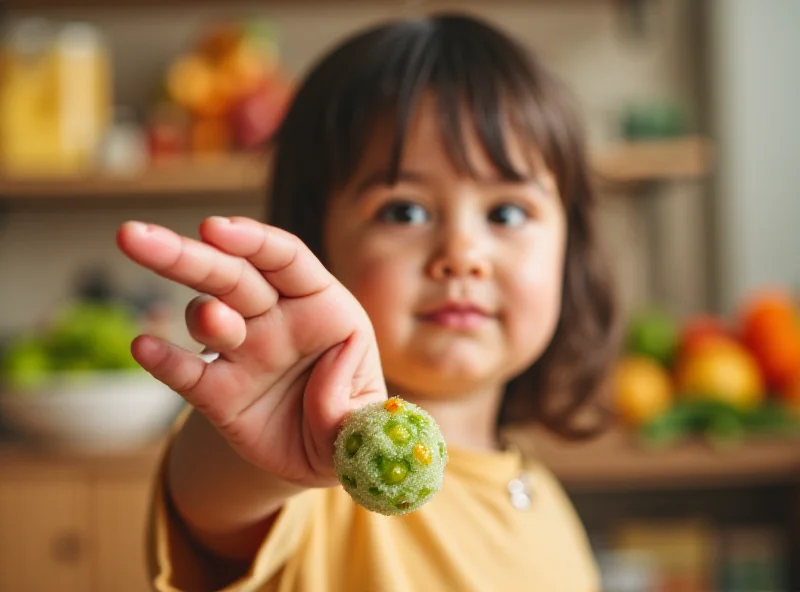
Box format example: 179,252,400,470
0,444,160,592
94,478,154,592
0,471,93,592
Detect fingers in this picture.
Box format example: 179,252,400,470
117,221,277,318
185,295,247,352
199,217,332,298
131,334,210,398
132,335,245,427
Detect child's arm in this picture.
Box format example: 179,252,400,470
165,408,304,563
117,217,387,564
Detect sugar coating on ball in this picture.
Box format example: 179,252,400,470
334,397,448,516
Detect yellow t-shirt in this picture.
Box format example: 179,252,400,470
148,430,600,592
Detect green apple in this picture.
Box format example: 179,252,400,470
627,310,679,367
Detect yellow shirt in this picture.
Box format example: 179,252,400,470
148,433,599,591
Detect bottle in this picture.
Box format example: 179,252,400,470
0,20,111,176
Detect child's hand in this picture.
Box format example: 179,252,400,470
117,217,387,488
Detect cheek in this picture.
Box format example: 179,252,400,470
339,251,416,339
503,236,566,358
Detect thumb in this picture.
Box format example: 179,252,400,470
302,330,386,472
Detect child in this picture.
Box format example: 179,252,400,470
117,12,619,592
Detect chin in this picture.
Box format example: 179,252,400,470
397,351,502,396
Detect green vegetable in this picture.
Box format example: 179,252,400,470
626,310,679,367
638,398,800,450
0,301,142,391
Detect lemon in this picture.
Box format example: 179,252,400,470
614,356,673,426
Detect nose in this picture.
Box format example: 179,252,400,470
427,224,492,280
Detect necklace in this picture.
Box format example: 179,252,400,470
503,440,535,510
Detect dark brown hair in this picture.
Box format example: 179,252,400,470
267,13,621,439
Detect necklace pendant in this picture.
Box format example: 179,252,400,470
507,470,534,510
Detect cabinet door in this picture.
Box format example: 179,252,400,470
0,475,92,592
94,477,153,592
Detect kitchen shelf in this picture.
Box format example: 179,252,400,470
592,135,712,185
6,0,603,9
3,423,797,494
0,436,165,479
0,155,268,203
524,428,800,492
0,137,711,205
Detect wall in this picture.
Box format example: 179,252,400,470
1,0,706,343
708,0,800,313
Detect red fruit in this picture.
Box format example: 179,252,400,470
679,314,731,357
229,78,291,150
782,374,800,406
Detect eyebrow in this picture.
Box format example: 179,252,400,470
354,170,428,197
353,168,549,199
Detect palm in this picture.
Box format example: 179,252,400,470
117,217,386,488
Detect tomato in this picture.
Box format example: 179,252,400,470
679,314,732,358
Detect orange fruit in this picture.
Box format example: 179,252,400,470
190,117,231,154
781,373,800,407
675,338,765,410
167,54,216,113
740,290,800,390
613,356,673,427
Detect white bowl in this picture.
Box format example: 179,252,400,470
0,370,186,454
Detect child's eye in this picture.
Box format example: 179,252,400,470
487,204,529,227
375,201,430,225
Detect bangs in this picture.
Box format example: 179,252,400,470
268,13,618,437
309,15,579,203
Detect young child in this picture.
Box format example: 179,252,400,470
117,12,619,592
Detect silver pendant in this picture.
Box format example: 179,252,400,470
507,470,534,510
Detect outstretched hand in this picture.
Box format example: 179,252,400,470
117,216,387,487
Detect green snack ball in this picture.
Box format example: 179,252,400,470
334,397,448,516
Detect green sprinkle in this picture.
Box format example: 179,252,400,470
341,475,357,488
384,422,411,445
345,433,363,457
382,460,409,485
408,413,428,428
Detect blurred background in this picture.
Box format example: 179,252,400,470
0,0,797,590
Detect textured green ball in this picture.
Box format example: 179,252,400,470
334,397,448,516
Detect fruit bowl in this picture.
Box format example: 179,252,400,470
0,369,185,454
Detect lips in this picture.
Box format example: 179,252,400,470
418,302,493,331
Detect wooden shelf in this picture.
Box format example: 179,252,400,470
591,135,712,184
7,0,598,9
0,137,711,204
0,436,165,479
523,428,800,492
0,155,268,203
2,426,797,493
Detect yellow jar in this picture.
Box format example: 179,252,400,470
0,20,111,176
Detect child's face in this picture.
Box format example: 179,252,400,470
324,97,567,400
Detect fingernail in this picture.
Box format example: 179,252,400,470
128,221,150,232
209,216,230,224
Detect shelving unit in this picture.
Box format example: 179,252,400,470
7,0,606,9
524,428,800,492
0,136,710,205
4,422,798,494
0,155,268,203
